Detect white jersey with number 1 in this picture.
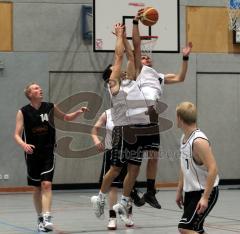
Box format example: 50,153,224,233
180,129,219,192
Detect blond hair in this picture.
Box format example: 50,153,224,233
176,101,197,125
24,82,38,100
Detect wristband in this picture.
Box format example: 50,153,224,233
183,55,189,61
133,19,139,25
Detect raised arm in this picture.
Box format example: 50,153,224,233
123,29,136,80
164,42,192,84
54,105,89,121
132,9,144,76
109,23,125,96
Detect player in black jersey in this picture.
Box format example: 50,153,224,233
14,82,89,232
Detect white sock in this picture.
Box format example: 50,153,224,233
42,212,51,217
120,195,129,207
99,191,106,200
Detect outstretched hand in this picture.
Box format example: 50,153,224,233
112,28,127,38
182,42,193,56
79,107,89,113
135,8,144,20
114,23,125,37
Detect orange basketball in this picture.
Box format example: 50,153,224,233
140,7,159,27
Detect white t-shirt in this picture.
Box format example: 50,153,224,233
109,79,150,126
180,129,219,192
136,65,165,108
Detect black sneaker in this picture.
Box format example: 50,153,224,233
130,188,145,207
143,190,161,209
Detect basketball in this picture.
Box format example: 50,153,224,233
140,7,159,27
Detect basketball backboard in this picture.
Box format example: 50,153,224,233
93,0,179,53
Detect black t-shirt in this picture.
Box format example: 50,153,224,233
21,102,56,149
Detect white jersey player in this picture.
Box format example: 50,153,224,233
176,102,219,234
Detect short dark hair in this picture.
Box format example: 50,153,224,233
102,64,112,82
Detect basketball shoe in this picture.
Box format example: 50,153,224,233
91,195,105,218
143,189,161,209
130,188,145,207
125,205,134,228
37,216,48,232
113,203,132,226
43,213,53,231
107,210,117,230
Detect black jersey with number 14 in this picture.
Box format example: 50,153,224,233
21,102,56,149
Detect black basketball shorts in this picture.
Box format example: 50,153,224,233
99,149,127,188
111,125,150,167
178,186,219,233
25,147,55,186
140,123,160,151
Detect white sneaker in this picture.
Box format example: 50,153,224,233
126,216,134,227
37,217,48,232
107,217,117,230
43,214,53,231
91,195,105,218
113,203,132,226
38,223,47,232
126,205,134,227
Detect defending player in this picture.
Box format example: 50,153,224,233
175,102,219,234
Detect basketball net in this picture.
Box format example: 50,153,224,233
226,0,240,30
140,36,158,57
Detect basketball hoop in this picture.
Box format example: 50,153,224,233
226,0,240,30
140,36,158,56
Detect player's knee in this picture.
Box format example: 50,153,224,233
148,150,159,161
110,166,121,177
178,228,185,234
178,228,190,234
128,164,140,177
129,170,139,178
41,181,52,191
148,156,158,163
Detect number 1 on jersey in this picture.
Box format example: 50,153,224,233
185,158,189,170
